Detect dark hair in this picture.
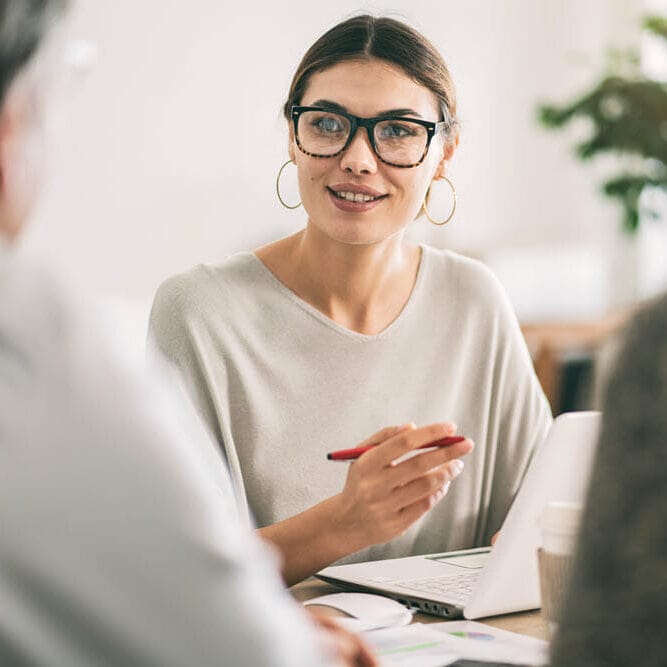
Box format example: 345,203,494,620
284,15,459,141
0,0,68,107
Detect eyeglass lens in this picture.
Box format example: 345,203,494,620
296,110,429,166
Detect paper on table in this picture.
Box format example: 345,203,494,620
364,622,548,667
430,621,548,665
364,624,462,667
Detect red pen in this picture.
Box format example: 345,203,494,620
327,436,465,461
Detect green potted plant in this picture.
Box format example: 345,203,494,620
538,15,667,234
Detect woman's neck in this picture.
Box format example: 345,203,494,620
255,225,422,335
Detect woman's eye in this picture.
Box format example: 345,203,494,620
380,123,414,139
313,116,344,133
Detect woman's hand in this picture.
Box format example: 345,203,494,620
306,607,378,667
332,423,474,552
258,422,473,585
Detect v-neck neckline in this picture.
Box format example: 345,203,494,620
246,244,429,341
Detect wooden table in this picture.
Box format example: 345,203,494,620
291,577,549,641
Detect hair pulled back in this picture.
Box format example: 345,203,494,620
284,15,458,142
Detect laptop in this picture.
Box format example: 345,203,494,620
317,411,601,619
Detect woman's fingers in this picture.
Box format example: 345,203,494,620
389,459,464,509
385,438,473,488
355,423,415,449
393,492,444,531
360,422,460,468
336,422,473,548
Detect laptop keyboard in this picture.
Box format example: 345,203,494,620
392,571,481,606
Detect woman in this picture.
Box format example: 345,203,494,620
149,15,552,585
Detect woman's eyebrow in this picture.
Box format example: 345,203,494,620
309,99,424,119
310,99,347,113
376,108,424,119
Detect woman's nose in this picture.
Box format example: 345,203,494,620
339,127,378,175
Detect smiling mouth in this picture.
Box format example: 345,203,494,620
327,187,387,203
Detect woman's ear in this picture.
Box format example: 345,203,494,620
434,133,459,180
0,101,21,237
287,128,297,163
0,82,47,242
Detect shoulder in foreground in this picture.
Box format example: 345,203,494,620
422,244,509,306
617,291,667,373
0,262,73,353
0,261,106,400
629,291,667,341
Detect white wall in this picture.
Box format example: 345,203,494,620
21,0,645,307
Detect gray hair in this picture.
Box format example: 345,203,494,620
0,0,68,107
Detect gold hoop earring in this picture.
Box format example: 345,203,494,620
423,176,457,226
276,160,302,210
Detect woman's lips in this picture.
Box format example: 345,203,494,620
326,186,388,213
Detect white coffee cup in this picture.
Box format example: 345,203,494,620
537,501,583,636
540,501,582,555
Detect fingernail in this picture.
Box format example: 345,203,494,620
433,482,450,504
452,460,465,477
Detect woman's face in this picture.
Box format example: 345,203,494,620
290,58,455,247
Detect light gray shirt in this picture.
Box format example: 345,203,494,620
0,254,328,667
149,245,552,563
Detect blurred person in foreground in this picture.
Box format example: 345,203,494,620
0,1,374,665
549,292,667,666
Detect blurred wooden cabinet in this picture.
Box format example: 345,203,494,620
521,311,630,414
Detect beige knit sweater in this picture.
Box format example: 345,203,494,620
149,244,552,563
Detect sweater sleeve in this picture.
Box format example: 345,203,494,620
549,293,667,667
480,267,553,541
147,271,254,523
147,273,223,445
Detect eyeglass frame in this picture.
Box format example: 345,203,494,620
291,105,451,169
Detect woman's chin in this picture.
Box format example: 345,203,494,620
311,223,402,248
